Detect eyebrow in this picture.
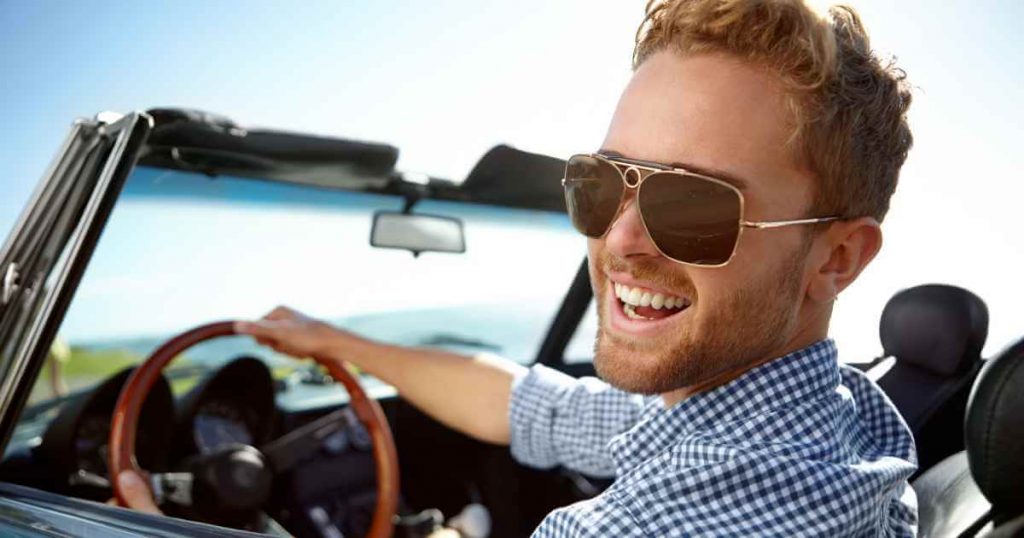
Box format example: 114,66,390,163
597,149,750,191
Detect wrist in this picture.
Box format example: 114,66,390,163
321,325,372,365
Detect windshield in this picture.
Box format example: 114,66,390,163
25,165,585,409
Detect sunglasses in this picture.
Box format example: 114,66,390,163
562,153,840,267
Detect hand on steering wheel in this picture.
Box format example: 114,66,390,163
109,319,399,537
235,306,342,360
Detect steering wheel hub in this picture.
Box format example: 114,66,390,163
192,444,273,513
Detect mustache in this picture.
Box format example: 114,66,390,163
600,251,698,298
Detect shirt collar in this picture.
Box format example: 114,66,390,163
608,338,840,469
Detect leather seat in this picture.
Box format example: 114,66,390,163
913,451,990,537
913,336,1024,537
875,284,988,473
964,336,1024,529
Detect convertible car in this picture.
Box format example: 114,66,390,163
0,110,1020,537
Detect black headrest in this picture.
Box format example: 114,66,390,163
461,145,566,213
966,337,1024,521
880,284,988,376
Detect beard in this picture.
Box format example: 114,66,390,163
591,242,810,395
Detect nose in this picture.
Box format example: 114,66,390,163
604,191,662,260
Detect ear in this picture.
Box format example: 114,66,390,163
806,217,883,303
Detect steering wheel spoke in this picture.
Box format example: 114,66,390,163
260,408,354,472
150,472,194,506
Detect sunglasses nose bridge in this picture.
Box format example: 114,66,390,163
622,166,643,189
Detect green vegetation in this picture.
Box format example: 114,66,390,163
28,347,198,405
28,345,304,407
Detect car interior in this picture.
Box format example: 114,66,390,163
872,284,988,476
0,109,1020,537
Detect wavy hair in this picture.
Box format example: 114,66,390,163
634,0,913,221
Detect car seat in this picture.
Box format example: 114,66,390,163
913,336,1024,537
875,284,988,473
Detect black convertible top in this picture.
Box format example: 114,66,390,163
137,108,566,214
139,108,399,191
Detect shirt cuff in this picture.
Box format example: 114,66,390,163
508,364,577,469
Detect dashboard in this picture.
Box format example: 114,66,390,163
34,368,174,495
0,353,603,537
0,355,379,534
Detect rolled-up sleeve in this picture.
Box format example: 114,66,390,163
508,364,646,477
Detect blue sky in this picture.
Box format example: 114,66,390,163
1,1,1022,361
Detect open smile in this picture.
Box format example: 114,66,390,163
607,278,692,336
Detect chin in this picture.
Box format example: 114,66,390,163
592,331,710,395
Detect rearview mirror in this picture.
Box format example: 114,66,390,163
370,211,466,255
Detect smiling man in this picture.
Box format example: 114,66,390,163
121,0,918,535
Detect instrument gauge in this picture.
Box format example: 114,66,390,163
193,399,253,453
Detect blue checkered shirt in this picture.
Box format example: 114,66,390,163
509,339,918,536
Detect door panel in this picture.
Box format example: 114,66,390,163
0,481,262,537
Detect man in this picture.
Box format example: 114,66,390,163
120,0,918,535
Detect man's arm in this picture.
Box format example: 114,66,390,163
236,306,647,474
509,364,645,476
236,306,524,445
332,336,524,446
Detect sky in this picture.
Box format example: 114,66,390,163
1,0,1022,362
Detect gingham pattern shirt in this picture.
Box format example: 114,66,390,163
509,339,918,537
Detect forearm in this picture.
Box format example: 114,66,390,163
325,330,526,446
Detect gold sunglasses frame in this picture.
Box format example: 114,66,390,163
561,153,840,268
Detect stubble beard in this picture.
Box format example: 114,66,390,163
592,247,809,395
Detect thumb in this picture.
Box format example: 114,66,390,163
117,470,162,515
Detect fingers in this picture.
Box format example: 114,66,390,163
234,319,284,340
235,306,328,360
234,305,299,336
264,305,297,321
116,470,163,515
234,320,299,359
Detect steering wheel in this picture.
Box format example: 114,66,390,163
108,321,399,537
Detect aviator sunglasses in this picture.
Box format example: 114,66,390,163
562,153,840,267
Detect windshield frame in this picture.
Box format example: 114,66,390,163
0,113,152,453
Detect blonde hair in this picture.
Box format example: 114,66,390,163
634,0,913,221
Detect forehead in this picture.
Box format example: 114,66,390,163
602,51,813,213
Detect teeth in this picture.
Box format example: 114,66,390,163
623,304,654,320
614,283,687,310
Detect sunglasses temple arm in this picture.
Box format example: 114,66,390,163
742,217,840,229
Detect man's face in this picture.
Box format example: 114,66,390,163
590,51,820,395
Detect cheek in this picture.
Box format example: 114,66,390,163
687,266,735,314
586,237,602,260
687,242,778,313
694,233,809,311
731,227,806,274
586,238,604,289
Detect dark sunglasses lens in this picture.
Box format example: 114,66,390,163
639,173,741,265
563,155,624,237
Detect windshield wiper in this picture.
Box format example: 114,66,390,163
417,333,502,352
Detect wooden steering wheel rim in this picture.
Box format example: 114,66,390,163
108,321,399,538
